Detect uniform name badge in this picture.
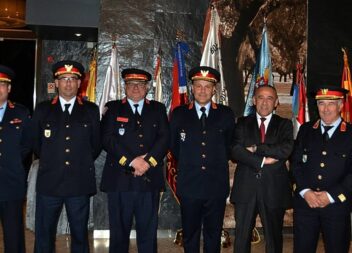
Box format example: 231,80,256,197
44,129,51,138
302,154,307,163
118,128,125,136
180,132,186,142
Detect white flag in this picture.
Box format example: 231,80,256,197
153,48,163,103
99,44,121,117
200,6,228,105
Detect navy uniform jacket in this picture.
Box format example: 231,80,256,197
230,114,293,208
100,98,169,192
291,119,352,212
32,96,101,197
0,101,31,201
170,102,235,199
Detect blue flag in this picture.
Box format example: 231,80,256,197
243,25,273,116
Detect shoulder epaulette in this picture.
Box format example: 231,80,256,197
77,96,83,105
8,100,15,108
188,102,194,110
313,119,320,129
340,121,347,132
51,96,59,105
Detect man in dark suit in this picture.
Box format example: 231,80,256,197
32,60,101,253
170,66,235,253
230,85,293,253
101,68,169,253
291,85,352,253
0,65,31,253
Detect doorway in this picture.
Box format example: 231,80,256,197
0,38,36,113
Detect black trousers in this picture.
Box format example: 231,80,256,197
107,191,160,253
0,199,25,253
34,194,90,253
180,196,226,253
233,195,285,253
294,205,351,253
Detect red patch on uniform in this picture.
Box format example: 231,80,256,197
10,118,22,124
116,117,129,123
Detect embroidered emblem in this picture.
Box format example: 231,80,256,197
201,70,209,77
180,132,186,142
65,64,73,72
44,129,51,138
321,89,328,95
118,128,125,136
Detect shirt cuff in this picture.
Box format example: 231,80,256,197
327,192,335,203
299,188,310,198
260,157,265,168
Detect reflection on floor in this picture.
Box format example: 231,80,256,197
0,228,348,253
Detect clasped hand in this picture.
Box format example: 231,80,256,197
130,154,150,176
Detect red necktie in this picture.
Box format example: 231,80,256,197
260,117,266,143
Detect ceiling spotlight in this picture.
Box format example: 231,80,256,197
75,33,82,37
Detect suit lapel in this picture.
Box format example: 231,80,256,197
265,115,279,143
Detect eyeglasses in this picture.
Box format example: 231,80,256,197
126,82,146,88
58,76,79,82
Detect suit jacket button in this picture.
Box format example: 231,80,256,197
66,136,70,140
65,149,70,153
0,139,2,143
139,134,143,138
255,173,261,179
202,130,206,135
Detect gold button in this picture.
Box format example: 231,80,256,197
84,124,87,127
320,163,325,168
66,124,70,128
66,136,70,140
0,139,2,142
16,126,19,129
139,144,144,148
139,134,143,138
322,151,327,155
201,142,206,146
202,154,206,158
318,175,322,180
65,149,70,153
65,161,70,165
202,131,206,134
201,166,206,170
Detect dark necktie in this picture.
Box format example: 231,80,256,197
260,117,266,143
64,103,71,120
134,104,141,129
323,125,333,142
200,107,206,129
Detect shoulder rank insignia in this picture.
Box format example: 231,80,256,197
313,119,320,129
340,121,347,132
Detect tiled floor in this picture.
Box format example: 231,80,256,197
1,228,350,253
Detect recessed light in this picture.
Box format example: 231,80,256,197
75,33,82,37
